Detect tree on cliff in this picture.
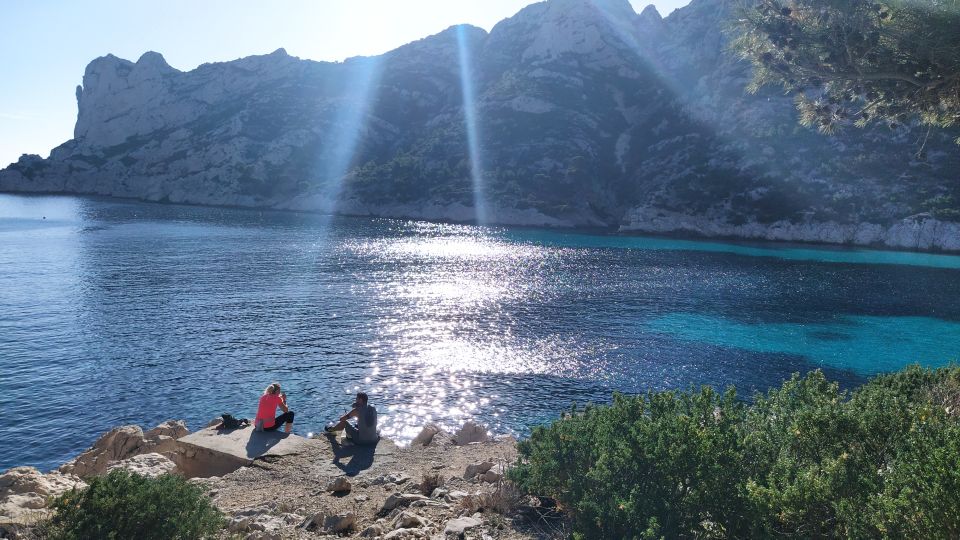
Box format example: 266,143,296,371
734,0,960,152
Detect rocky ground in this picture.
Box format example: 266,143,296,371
0,421,565,540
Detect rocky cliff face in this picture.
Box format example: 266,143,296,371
2,0,958,250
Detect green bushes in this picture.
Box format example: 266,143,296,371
39,470,223,540
510,366,960,539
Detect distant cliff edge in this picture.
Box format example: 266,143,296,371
2,0,959,251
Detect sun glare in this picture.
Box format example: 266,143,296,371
455,25,488,225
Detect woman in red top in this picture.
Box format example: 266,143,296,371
255,383,295,433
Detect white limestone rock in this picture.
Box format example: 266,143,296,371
463,462,494,480
106,452,177,478
620,207,960,252
452,421,490,446
59,420,190,478
325,476,352,493
480,470,502,483
443,516,483,536
0,467,86,523
393,510,428,529
380,493,428,513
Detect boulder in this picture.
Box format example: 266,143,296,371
452,421,489,445
145,419,189,440
383,527,429,539
107,452,177,477
301,512,355,533
480,471,502,484
371,472,411,485
393,511,428,529
380,493,428,513
444,490,469,503
410,424,439,447
322,512,356,533
0,467,85,523
325,476,351,494
444,516,482,536
360,524,384,537
463,462,494,479
227,506,303,537
59,420,190,478
411,424,455,447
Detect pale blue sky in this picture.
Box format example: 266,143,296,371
0,0,690,168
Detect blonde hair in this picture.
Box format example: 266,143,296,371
264,382,280,395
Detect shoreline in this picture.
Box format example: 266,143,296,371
4,190,960,256
0,418,533,539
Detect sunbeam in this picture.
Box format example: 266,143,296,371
455,25,488,225
312,55,385,220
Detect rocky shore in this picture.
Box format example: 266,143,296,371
0,420,553,540
621,207,960,253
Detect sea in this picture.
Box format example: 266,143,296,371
2,193,959,471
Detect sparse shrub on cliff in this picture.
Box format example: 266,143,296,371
510,365,960,539
418,472,445,496
37,469,223,540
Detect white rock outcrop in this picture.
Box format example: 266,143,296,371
0,467,85,523
0,0,956,253
59,420,189,478
452,421,490,446
106,452,177,478
621,208,960,252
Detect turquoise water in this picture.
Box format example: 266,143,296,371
1,194,959,471
648,314,960,376
507,230,960,270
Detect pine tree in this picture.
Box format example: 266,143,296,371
734,0,960,150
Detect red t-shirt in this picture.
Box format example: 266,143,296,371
255,393,283,428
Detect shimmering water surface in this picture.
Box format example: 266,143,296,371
2,194,959,471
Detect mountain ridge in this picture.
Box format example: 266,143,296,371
2,0,959,251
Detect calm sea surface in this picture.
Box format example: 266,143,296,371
2,194,959,471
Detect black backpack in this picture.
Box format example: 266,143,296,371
220,413,250,430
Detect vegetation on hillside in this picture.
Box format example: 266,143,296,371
510,365,960,539
735,0,960,149
37,470,223,540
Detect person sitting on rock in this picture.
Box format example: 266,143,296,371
324,392,378,444
254,382,295,434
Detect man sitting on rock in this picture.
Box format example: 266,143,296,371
254,382,295,434
325,392,378,444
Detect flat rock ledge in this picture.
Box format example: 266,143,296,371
1,419,540,540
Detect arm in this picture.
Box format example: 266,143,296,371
339,407,358,423
279,393,289,413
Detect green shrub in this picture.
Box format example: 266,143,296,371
39,470,223,540
510,366,960,539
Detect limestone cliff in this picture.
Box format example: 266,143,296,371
1,0,958,250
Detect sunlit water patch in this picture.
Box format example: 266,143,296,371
1,194,959,471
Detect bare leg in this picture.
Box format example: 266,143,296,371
327,419,349,432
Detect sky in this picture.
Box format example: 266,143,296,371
0,0,691,168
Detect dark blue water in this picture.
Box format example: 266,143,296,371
2,194,959,472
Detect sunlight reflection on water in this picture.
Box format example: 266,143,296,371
345,227,609,441
3,195,960,471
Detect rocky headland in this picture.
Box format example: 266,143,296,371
0,420,547,540
2,0,959,251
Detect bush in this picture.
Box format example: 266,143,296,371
39,470,223,540
510,366,960,539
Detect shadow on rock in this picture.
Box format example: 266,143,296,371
325,436,378,476
244,431,289,459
